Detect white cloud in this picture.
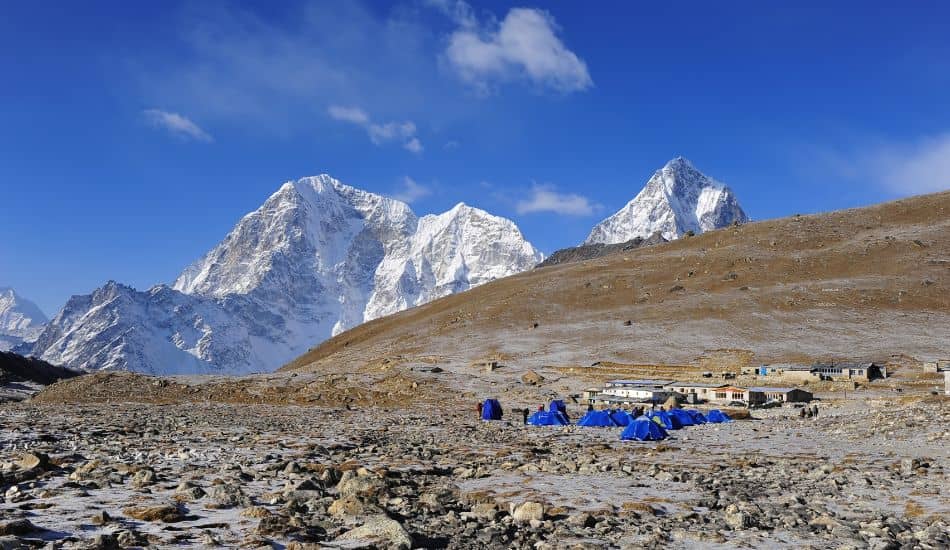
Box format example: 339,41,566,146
873,134,950,194
443,140,460,150
425,0,477,28
443,6,592,93
818,133,950,196
327,105,369,125
391,176,431,203
515,183,598,216
328,105,422,154
404,137,424,154
143,109,213,142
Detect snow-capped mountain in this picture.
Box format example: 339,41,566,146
29,175,542,374
585,157,748,244
0,287,48,350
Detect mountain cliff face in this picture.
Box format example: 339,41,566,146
585,157,748,244
0,288,48,351
29,175,542,374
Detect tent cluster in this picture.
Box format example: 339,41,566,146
481,397,731,442
572,407,731,441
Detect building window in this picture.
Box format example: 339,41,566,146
716,392,727,399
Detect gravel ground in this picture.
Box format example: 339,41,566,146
0,397,947,549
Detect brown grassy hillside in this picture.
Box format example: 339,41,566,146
285,191,950,376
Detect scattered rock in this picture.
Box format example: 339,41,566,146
335,516,411,549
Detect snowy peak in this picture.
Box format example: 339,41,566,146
32,174,541,375
0,287,47,333
0,287,48,350
585,157,748,244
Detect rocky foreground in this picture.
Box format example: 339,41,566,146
0,397,948,549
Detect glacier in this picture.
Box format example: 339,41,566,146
28,175,542,374
585,157,748,244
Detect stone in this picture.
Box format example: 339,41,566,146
123,504,184,523
206,483,251,508
511,501,544,523
0,519,40,536
131,468,156,488
15,452,50,473
521,370,544,385
88,534,120,550
471,502,499,521
90,510,111,525
328,495,381,517
336,473,387,501
335,516,412,549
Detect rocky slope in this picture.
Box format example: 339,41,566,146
0,288,47,351
585,157,748,244
288,190,950,374
28,175,542,374
536,232,667,268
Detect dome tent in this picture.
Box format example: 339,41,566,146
686,409,707,424
668,408,695,427
609,409,635,426
481,399,503,421
528,410,569,426
647,410,683,430
620,418,669,441
577,410,619,427
706,409,732,423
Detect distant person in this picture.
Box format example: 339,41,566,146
806,408,813,418
538,405,544,412
522,408,529,425
477,401,483,419
799,407,806,419
811,405,818,417
588,403,594,412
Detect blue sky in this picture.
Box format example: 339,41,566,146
2,0,949,315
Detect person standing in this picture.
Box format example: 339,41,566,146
522,408,529,425
477,401,483,419
587,403,594,412
811,404,818,417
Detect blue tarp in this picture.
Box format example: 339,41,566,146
686,409,707,424
647,410,683,430
620,418,669,441
609,410,634,426
481,399,503,421
528,410,569,426
577,410,619,427
668,408,696,427
706,409,732,423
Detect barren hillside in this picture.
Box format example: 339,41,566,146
285,191,950,377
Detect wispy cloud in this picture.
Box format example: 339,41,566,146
439,4,592,93
816,133,950,195
515,183,598,215
873,134,950,194
328,105,423,154
143,109,213,142
391,176,432,203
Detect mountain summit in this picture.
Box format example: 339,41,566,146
0,287,48,350
585,157,748,244
29,175,542,374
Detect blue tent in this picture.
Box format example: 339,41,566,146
647,410,683,430
550,400,569,422
481,399,503,420
686,409,707,424
668,408,695,427
706,409,732,423
620,418,669,441
577,410,619,427
528,410,569,426
610,410,634,426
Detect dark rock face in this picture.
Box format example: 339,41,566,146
0,351,80,386
536,232,667,268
